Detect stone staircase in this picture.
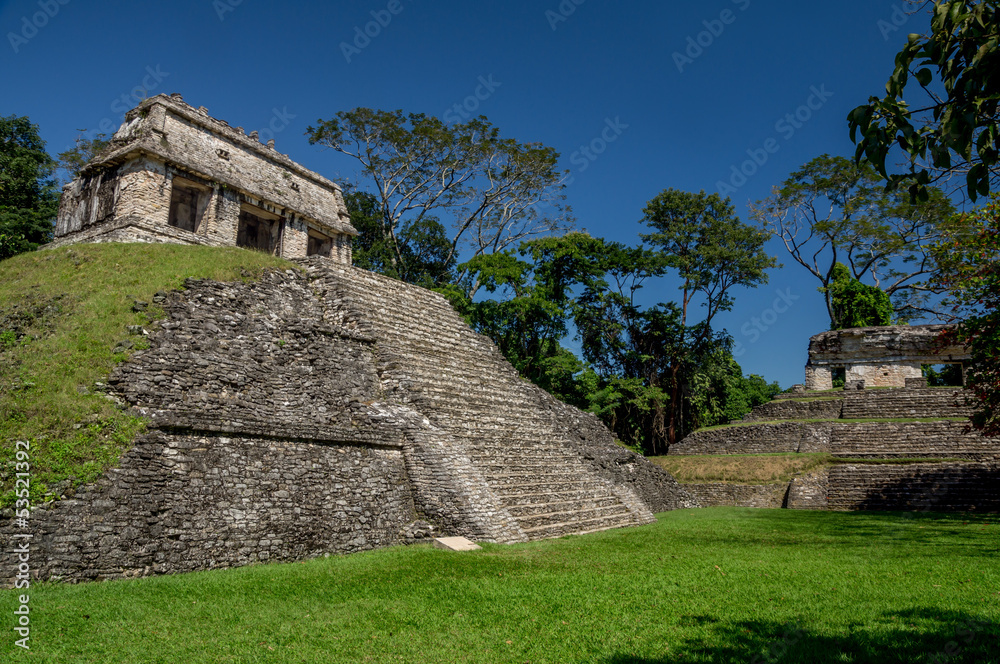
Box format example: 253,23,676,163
841,388,973,419
668,377,997,512
827,463,1000,511
301,260,655,541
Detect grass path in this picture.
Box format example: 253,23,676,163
2,508,997,663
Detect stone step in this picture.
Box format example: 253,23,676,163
505,495,625,517
487,478,596,493
485,470,592,484
475,462,582,475
498,488,620,507
513,504,632,530
521,513,640,540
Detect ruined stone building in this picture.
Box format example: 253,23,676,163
50,94,356,263
2,96,696,583
668,324,996,512
804,325,969,390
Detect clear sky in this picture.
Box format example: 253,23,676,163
0,0,942,387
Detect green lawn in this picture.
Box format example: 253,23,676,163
2,509,997,663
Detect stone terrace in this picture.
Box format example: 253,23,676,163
303,259,695,540
1,258,694,582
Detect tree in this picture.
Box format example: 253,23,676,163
343,187,455,287
572,240,679,453
55,132,111,181
822,262,894,329
447,217,775,454
640,189,776,446
455,232,605,406
750,155,955,326
848,0,1000,201
688,351,781,429
307,109,572,294
0,115,59,259
933,194,1000,436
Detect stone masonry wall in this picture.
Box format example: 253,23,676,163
683,483,785,508
13,433,414,582
741,397,843,422
841,388,973,419
830,422,995,459
535,390,698,513
785,470,829,510
2,257,692,582
668,422,833,455
827,462,1000,511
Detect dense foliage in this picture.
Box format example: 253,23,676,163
849,0,1000,201
823,262,894,329
0,115,59,259
933,195,1000,435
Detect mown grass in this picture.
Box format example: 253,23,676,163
0,243,293,507
1,509,997,663
649,453,832,484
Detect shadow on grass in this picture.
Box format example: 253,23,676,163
668,509,999,556
599,608,999,664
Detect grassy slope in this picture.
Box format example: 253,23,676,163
0,243,293,507
1,509,996,663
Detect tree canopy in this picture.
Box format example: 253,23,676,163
307,109,572,295
848,0,1000,201
933,194,1000,436
751,154,955,327
0,115,59,259
823,263,894,329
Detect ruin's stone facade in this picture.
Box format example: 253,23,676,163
49,94,356,263
1,260,694,583
804,325,969,390
667,325,996,513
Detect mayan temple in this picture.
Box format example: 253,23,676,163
1,96,695,582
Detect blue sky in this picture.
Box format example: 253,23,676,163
0,0,939,387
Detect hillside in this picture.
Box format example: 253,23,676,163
0,243,293,507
